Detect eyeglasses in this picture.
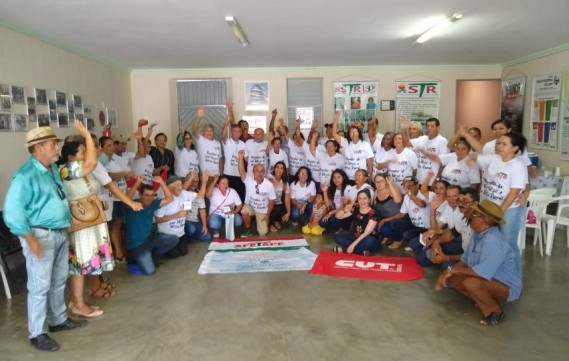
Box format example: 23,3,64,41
468,212,484,221
255,184,260,194
55,182,65,200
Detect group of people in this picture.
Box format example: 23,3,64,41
3,107,532,351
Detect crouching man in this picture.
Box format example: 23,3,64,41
434,199,522,326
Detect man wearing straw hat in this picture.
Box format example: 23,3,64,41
434,199,522,326
3,126,87,351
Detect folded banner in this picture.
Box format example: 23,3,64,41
198,247,317,274
309,251,424,282
208,236,309,251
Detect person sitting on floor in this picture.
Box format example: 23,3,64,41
302,193,328,236
206,175,244,238
434,199,522,326
124,177,179,275
333,189,380,255
182,172,212,242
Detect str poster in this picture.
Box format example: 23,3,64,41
559,71,569,161
501,77,526,134
395,81,441,130
333,81,378,127
530,73,562,150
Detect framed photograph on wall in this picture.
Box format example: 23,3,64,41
49,99,57,121
35,88,48,105
56,91,66,107
14,114,28,132
73,94,83,108
86,117,95,131
27,96,37,122
0,113,13,132
38,114,50,127
0,96,11,111
84,104,92,115
245,81,269,111
58,113,69,128
68,100,75,120
0,83,10,96
11,86,26,105
107,108,118,128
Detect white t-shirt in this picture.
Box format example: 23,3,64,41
316,152,344,185
287,139,306,176
477,154,528,208
382,148,418,193
302,142,321,183
131,155,154,186
418,191,448,221
271,178,291,206
245,139,269,176
364,132,384,155
344,183,374,202
175,147,200,178
438,205,462,230
195,134,222,176
243,175,276,213
410,134,449,185
340,138,374,180
154,191,198,237
400,194,430,229
93,162,114,221
373,147,391,176
222,138,246,177
483,139,532,166
439,153,481,188
209,187,243,218
268,149,289,175
186,196,206,223
114,152,135,170
455,214,473,250
105,154,131,201
290,181,317,202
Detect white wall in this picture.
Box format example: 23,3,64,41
0,26,133,205
130,66,502,146
502,49,569,173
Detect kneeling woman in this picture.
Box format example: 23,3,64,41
333,189,380,255
206,175,243,238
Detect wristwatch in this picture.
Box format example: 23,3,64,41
446,265,453,274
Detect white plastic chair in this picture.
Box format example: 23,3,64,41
519,194,554,256
530,188,557,196
541,195,569,255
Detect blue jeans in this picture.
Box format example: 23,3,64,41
501,206,525,273
184,220,212,242
127,232,179,275
379,217,414,241
319,215,352,232
291,202,314,224
20,228,69,338
208,214,243,233
415,235,463,267
335,234,381,254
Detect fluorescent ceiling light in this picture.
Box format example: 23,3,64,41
416,13,462,44
225,15,249,47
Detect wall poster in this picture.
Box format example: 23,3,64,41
395,81,441,130
530,72,562,150
559,71,569,161
333,81,378,129
501,77,526,133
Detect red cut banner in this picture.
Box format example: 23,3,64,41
309,250,424,282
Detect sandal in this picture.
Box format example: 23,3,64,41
333,246,343,253
274,222,281,230
479,312,505,326
381,238,392,246
363,250,371,256
388,241,402,249
89,285,116,298
114,255,127,263
270,225,278,232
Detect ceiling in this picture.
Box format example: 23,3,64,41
1,0,568,70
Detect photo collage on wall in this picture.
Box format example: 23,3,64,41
0,80,90,132
333,81,379,131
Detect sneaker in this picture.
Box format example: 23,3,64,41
30,333,60,352
213,232,220,238
292,222,298,227
240,228,254,238
48,318,87,333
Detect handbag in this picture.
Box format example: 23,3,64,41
68,177,107,233
225,214,236,241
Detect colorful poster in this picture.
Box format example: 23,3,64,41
333,81,378,128
395,81,441,130
245,81,269,111
559,71,569,161
530,73,562,150
501,77,526,133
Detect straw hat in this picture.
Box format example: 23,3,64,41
470,199,506,224
25,127,62,147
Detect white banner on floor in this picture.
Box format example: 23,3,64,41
208,237,309,251
198,247,317,274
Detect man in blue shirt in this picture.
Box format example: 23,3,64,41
3,127,87,352
125,176,178,275
435,199,522,326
